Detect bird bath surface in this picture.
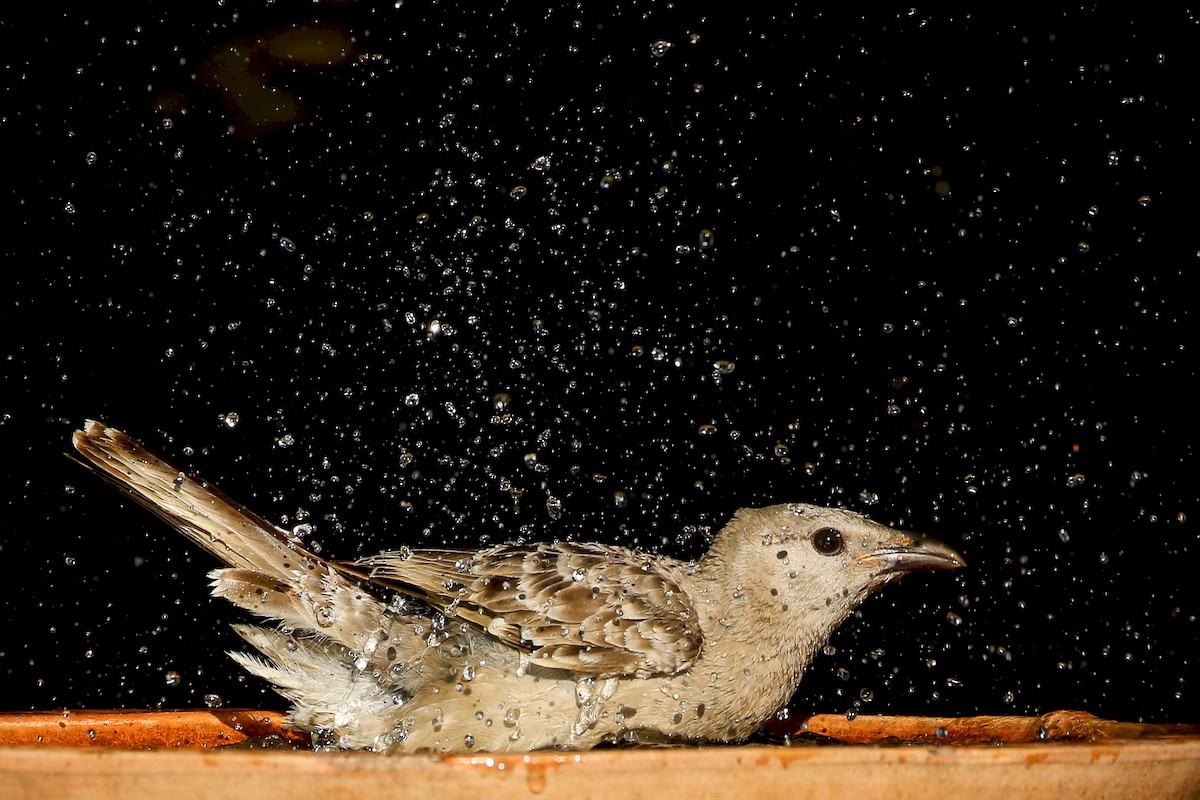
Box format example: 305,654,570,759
2,738,1198,800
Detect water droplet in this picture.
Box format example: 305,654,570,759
698,229,715,250
165,670,182,687
279,237,296,252
613,490,628,509
545,496,563,520
203,694,223,708
492,392,511,410
712,359,735,375
219,412,240,429
461,665,476,682
463,734,475,748
509,185,528,199
649,40,673,57
84,151,98,165
404,392,421,407
315,605,335,628
859,688,874,703
1066,473,1086,487
945,612,962,627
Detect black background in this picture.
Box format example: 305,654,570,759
2,4,1194,728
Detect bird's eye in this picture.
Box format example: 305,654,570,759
811,527,844,556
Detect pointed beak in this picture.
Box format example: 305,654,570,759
858,532,966,574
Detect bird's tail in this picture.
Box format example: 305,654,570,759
71,420,393,654
72,419,317,575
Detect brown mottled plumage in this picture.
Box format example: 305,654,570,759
71,420,964,753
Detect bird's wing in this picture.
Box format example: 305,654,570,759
353,543,701,678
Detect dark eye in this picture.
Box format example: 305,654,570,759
812,527,844,556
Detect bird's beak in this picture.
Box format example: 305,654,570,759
857,532,966,574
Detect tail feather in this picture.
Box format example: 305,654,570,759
71,420,314,577
72,420,394,655
72,419,447,749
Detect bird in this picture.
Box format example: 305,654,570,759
71,419,964,753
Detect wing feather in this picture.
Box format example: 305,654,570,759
353,542,700,678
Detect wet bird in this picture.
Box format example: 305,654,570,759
72,420,964,753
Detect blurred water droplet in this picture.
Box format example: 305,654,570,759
219,412,240,429
649,40,673,57
165,670,182,687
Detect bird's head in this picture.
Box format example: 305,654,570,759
705,503,965,620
